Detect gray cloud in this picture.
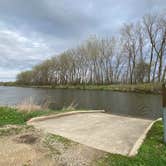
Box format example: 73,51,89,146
0,0,99,39
0,0,165,81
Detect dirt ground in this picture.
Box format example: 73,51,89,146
0,125,104,166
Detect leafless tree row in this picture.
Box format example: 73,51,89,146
17,12,166,85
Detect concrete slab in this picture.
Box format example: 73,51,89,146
29,112,153,156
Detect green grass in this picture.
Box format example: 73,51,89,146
0,107,61,126
96,120,166,166
0,107,25,126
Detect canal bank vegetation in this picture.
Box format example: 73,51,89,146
0,107,55,126
0,100,78,126
21,83,162,94
15,97,50,113
0,82,162,94
16,11,166,90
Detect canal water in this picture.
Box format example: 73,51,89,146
0,86,162,120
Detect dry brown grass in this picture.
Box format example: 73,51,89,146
62,102,78,111
16,97,42,113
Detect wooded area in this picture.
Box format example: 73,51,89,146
17,12,166,85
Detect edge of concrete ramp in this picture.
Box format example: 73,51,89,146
128,118,162,156
27,110,105,124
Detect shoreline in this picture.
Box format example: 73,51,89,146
0,83,162,94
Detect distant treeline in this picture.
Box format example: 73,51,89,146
17,12,166,85
0,82,17,86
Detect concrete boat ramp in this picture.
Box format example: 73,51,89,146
28,111,155,156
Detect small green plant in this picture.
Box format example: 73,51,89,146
44,134,72,148
43,134,73,156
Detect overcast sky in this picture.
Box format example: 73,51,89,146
0,0,165,81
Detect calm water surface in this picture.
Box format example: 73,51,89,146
0,86,162,120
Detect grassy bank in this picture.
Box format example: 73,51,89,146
1,83,162,94
49,83,162,94
0,107,62,126
96,120,166,166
